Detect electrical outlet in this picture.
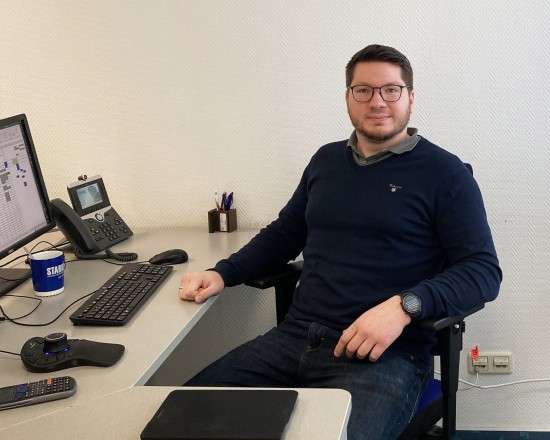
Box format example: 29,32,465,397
468,350,512,374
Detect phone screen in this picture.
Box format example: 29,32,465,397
76,183,103,210
67,175,111,216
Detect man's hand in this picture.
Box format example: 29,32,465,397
334,295,411,362
179,271,224,303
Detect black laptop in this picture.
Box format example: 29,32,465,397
140,389,298,440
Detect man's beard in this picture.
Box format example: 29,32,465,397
350,109,411,144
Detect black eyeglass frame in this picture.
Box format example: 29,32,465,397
348,84,411,103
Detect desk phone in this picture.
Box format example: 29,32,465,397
50,175,133,255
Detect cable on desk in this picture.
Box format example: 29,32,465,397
74,248,138,262
0,240,70,274
0,290,96,327
0,294,42,322
0,254,27,270
0,349,19,356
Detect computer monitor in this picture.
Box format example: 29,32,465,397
0,114,55,297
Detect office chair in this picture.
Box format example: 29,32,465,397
245,260,483,440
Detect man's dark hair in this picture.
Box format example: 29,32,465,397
345,44,413,90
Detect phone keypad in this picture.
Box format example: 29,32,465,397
85,209,132,244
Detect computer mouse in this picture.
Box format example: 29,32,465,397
149,249,188,265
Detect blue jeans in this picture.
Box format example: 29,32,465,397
185,318,430,440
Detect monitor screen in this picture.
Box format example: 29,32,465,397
0,114,55,296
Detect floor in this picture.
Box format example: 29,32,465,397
456,432,550,439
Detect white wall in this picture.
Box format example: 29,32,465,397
1,0,549,431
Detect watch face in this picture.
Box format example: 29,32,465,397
403,294,421,314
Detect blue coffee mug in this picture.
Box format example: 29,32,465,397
30,250,65,297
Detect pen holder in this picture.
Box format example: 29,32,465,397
208,209,237,233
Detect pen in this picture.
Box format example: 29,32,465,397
224,192,233,211
214,190,220,211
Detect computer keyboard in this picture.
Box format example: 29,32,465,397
69,263,173,326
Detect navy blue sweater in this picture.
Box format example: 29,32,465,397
215,137,502,362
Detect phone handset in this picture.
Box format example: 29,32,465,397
50,198,100,254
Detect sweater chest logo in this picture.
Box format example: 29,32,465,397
389,184,402,193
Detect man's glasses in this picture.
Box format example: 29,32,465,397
348,84,411,103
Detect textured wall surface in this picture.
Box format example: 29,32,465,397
2,0,550,431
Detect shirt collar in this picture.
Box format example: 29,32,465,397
347,128,420,166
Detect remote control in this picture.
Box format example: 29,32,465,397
0,376,76,410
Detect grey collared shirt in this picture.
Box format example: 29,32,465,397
347,127,420,166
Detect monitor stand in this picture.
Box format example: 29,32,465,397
0,268,31,297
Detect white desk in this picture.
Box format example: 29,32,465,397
0,387,351,440
0,228,351,438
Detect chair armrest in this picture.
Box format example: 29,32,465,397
244,261,303,325
418,303,485,331
244,261,304,290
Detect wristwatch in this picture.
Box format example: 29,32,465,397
399,292,422,317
